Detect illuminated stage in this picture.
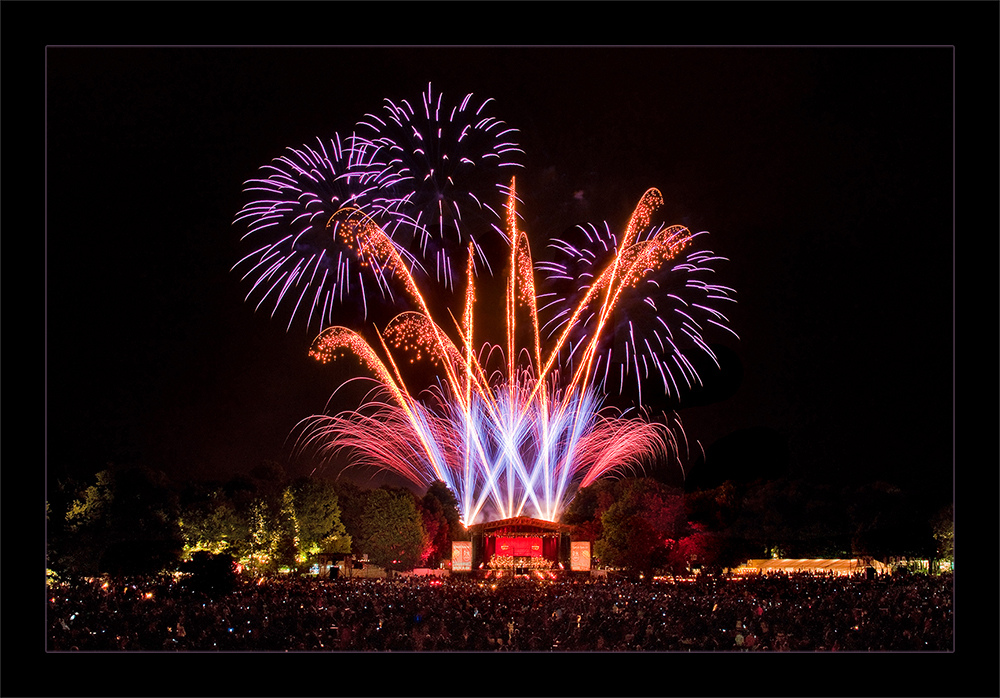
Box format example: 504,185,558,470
456,517,591,576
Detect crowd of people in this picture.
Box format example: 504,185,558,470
47,570,953,652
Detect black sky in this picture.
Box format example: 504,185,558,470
42,44,960,508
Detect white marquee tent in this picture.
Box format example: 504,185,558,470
733,559,891,576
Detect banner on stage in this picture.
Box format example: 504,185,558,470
570,541,591,571
496,536,542,557
452,541,472,571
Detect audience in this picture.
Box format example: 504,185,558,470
46,570,953,652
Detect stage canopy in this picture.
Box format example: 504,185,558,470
467,516,573,536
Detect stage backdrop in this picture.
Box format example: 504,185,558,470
496,537,543,557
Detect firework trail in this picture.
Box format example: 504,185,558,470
536,196,739,408
235,87,736,524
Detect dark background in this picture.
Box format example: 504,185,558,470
16,3,997,694
46,45,954,507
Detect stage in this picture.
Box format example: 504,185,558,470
456,516,591,576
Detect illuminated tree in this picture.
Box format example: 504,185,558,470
64,470,115,533
245,499,279,574
290,477,351,557
178,486,244,558
416,494,447,567
273,487,302,569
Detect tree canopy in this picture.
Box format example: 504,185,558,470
47,457,950,580
56,464,184,576
359,487,427,571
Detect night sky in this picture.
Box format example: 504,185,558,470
44,45,958,507
20,8,999,692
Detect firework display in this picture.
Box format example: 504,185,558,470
233,85,522,333
235,86,736,525
355,85,524,288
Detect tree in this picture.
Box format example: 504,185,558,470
594,478,688,578
238,485,304,574
728,478,799,559
181,551,239,595
563,479,617,526
249,460,288,496
245,498,281,574
421,480,466,567
273,486,302,570
931,503,954,571
416,494,448,567
64,470,116,532
177,482,245,558
359,487,427,571
60,465,184,575
330,480,369,555
848,481,934,562
290,477,351,557
181,465,350,575
424,479,466,539
56,470,117,575
562,479,617,545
